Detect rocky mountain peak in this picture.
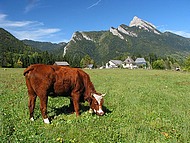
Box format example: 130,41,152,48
110,27,125,40
129,16,161,35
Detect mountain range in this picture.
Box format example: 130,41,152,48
64,16,190,66
1,16,190,67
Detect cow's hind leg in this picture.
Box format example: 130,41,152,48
38,93,49,124
26,78,37,121
28,93,37,121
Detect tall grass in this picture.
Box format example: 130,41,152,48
0,68,190,142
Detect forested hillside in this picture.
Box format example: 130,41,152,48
0,28,62,68
22,40,67,55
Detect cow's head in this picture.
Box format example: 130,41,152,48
88,93,105,116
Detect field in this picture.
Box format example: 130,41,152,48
0,68,190,143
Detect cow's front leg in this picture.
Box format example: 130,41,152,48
39,95,49,124
72,93,80,117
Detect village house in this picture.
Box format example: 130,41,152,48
54,61,69,66
135,58,147,68
87,64,93,69
106,57,146,69
106,60,123,68
123,56,137,69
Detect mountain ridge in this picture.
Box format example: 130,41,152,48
63,16,190,66
22,39,67,55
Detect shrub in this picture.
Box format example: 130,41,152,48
152,59,166,69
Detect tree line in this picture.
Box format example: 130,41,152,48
0,51,63,68
1,49,190,71
67,52,190,71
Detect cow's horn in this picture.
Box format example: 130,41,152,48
101,93,106,97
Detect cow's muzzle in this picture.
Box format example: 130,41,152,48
93,108,104,116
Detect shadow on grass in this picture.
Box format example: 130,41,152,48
103,106,112,114
50,104,89,115
48,104,112,121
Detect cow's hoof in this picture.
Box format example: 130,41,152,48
88,108,93,114
43,118,50,124
30,117,34,121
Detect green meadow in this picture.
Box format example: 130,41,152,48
0,68,190,143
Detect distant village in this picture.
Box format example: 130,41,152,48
105,57,146,69
55,56,147,70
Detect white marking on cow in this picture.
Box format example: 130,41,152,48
44,118,50,124
92,93,105,115
30,117,34,121
93,106,104,115
92,93,102,105
97,106,104,114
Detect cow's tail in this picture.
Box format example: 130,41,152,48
23,65,34,76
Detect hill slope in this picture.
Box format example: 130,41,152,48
0,28,38,54
22,39,67,55
0,28,56,67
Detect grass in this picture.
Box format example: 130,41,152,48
0,68,190,143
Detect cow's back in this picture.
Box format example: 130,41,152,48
53,66,84,96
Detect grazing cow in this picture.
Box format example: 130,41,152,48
23,64,105,124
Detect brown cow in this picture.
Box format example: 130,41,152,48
23,64,105,124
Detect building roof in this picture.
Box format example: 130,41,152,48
135,58,146,64
54,61,69,66
88,64,93,68
124,57,135,64
110,60,123,65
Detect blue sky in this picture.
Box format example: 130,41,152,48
0,0,190,43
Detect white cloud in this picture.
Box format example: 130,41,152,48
167,30,190,38
87,0,102,9
0,13,6,19
24,0,40,13
0,13,65,42
13,28,61,41
0,13,42,28
157,24,190,38
2,20,36,27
